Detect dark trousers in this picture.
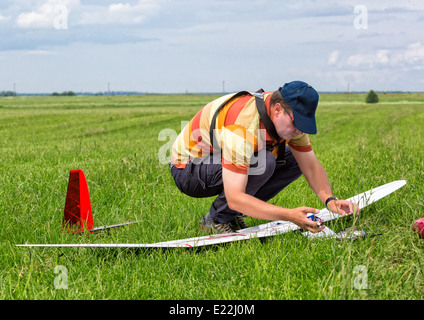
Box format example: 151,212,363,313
170,147,302,223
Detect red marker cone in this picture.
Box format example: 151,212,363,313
63,169,94,233
413,218,424,239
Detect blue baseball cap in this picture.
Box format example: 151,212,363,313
279,81,319,134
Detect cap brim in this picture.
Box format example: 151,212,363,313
292,109,317,134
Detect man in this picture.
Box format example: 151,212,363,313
169,81,359,234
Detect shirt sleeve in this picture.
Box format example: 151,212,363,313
288,133,312,152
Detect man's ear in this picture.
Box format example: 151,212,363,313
270,102,283,123
273,102,284,116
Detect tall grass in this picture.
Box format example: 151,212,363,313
0,93,423,300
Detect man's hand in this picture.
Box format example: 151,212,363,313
327,199,360,216
289,207,325,233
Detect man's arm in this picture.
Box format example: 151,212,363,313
290,147,359,216
222,167,324,233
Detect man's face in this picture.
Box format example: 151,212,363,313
272,103,303,140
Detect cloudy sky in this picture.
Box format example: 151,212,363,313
0,0,423,93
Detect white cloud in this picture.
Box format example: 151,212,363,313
402,42,424,64
327,50,340,65
346,50,390,67
80,0,162,25
320,42,424,91
0,13,11,22
16,0,79,28
15,0,161,28
25,49,57,55
346,43,424,69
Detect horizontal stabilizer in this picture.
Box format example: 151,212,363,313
73,220,142,233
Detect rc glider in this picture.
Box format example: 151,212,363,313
17,173,407,248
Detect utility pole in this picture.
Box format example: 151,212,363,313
347,83,350,101
222,81,225,94
13,83,16,97
107,82,110,98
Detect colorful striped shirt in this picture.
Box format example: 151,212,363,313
171,92,312,174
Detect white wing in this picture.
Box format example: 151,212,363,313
16,180,406,248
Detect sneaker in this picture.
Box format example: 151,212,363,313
200,212,236,234
232,215,248,230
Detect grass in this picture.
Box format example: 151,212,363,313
0,93,423,300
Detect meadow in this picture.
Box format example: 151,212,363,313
0,92,423,301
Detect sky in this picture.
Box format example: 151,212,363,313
0,0,423,94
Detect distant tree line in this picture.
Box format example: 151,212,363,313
51,91,76,96
0,91,15,96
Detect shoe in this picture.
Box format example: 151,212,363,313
200,212,236,234
232,215,248,230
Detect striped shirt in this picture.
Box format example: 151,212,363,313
171,92,312,174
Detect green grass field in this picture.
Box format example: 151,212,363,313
0,92,423,300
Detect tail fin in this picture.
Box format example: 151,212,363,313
63,169,94,233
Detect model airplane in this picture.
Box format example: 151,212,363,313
17,178,407,248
